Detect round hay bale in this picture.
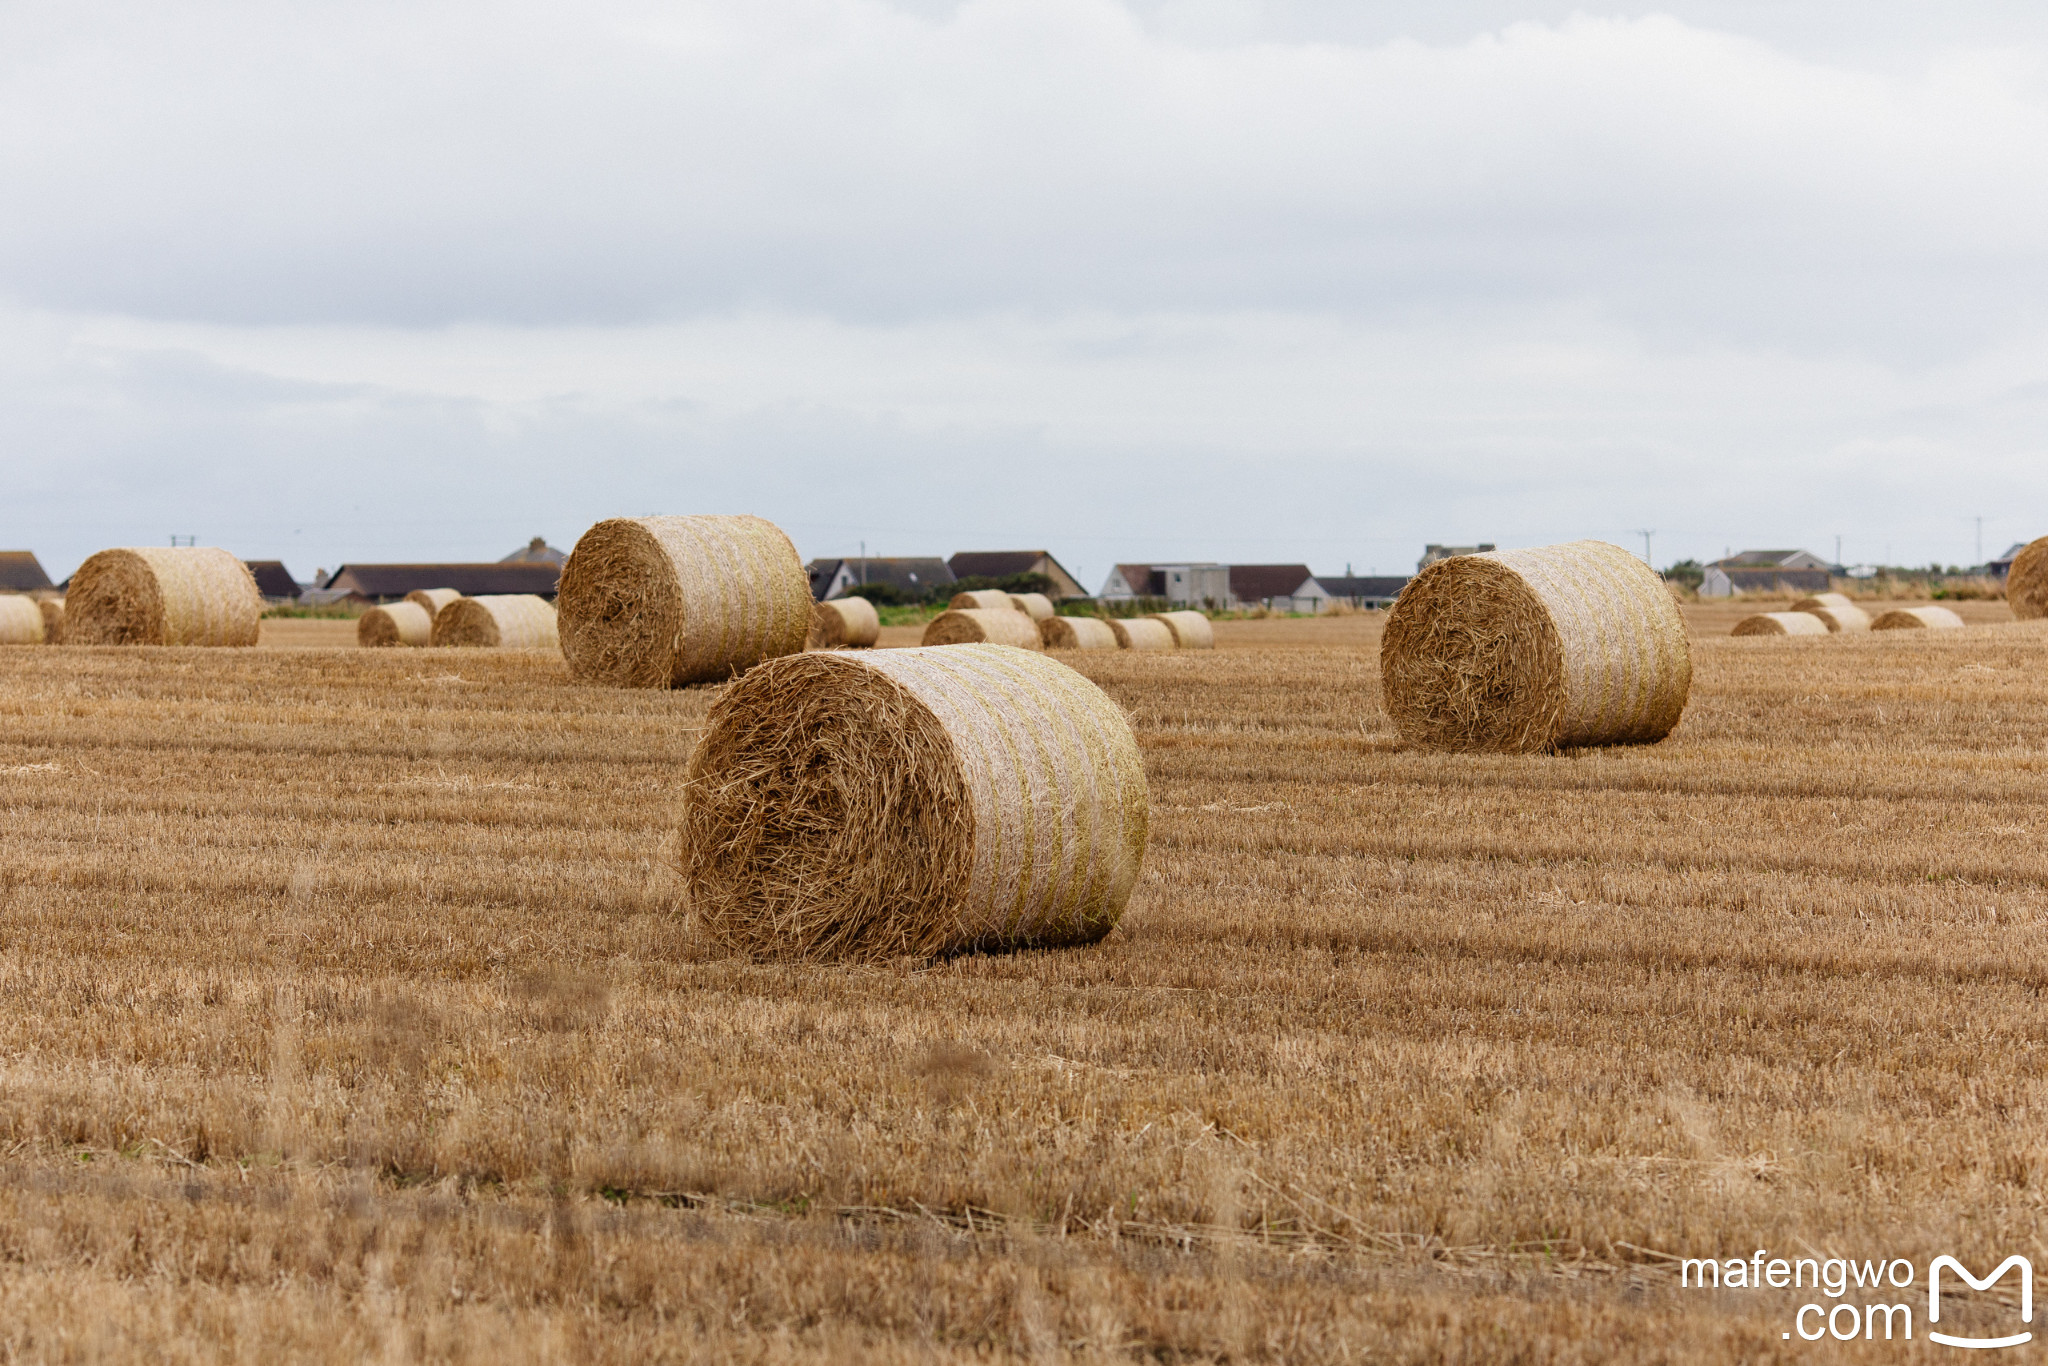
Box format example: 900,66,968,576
1040,616,1118,650
66,547,263,647
949,589,1014,612
2007,537,2048,620
405,587,462,620
0,596,45,645
1008,592,1055,621
1145,610,1215,650
357,601,433,648
37,597,63,644
557,515,810,688
1110,617,1175,651
681,643,1149,960
1788,593,1871,633
1872,605,1966,631
1732,611,1831,637
807,596,881,649
1380,539,1691,754
430,595,559,648
922,608,1043,650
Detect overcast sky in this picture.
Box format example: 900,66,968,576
6,0,2047,586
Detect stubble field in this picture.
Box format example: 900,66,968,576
0,601,2040,1362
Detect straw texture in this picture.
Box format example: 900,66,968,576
922,608,1043,650
358,601,433,648
0,596,44,645
2008,537,2048,620
807,596,881,649
949,589,1014,612
1733,612,1831,637
1008,593,1055,621
405,588,462,620
1872,605,1966,631
1040,616,1119,650
36,597,62,645
430,595,559,649
1146,610,1215,650
66,548,263,647
557,515,811,688
1789,593,1871,633
1380,539,1692,754
681,644,1149,961
1110,618,1175,651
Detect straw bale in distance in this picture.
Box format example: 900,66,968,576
1380,539,1691,754
1040,616,1118,650
1110,618,1175,651
1732,612,1831,637
66,547,262,647
404,587,462,620
921,608,1042,650
0,596,44,645
807,596,880,649
1788,592,1871,633
1145,610,1215,650
430,595,559,649
36,597,62,644
358,601,433,648
2007,537,2048,620
1872,605,1966,631
1008,592,1055,621
950,589,1014,611
681,643,1149,960
556,515,811,688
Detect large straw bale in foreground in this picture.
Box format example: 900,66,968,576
405,588,462,620
1732,611,1831,637
2008,537,2048,620
1872,605,1966,631
1040,616,1118,650
430,595,559,648
1380,539,1691,753
358,601,433,647
1008,592,1055,621
557,515,810,688
922,608,1042,649
681,644,1149,960
1146,610,1215,650
949,589,1014,612
67,548,263,647
0,596,44,645
1789,593,1871,633
1110,618,1175,651
807,596,880,649
37,598,63,644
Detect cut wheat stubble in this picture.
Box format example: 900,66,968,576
65,548,263,647
807,597,880,650
357,601,434,648
428,595,559,649
921,608,1043,649
1733,612,1832,637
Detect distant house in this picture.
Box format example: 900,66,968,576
945,550,1086,600
1699,549,1830,597
806,557,954,602
244,561,302,601
501,537,567,566
321,562,563,602
1418,543,1495,572
0,551,53,594
1318,575,1409,609
1099,563,1230,607
1990,543,2031,579
1230,565,1328,614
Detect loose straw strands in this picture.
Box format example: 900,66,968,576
429,595,559,649
36,598,62,644
1789,593,1871,632
1872,605,1966,630
1145,611,1215,649
358,601,434,647
1040,616,1118,650
807,596,880,649
922,608,1043,649
1380,539,1692,754
405,588,462,620
949,589,1014,611
557,515,811,688
681,644,1149,961
1732,612,1832,637
2008,537,2048,620
0,596,44,645
1008,593,1055,621
1110,618,1175,651
66,548,263,647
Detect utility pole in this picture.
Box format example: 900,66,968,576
1635,529,1655,567
1976,516,1984,566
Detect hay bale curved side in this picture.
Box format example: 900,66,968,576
430,595,559,648
66,548,263,647
404,588,462,620
1110,618,1175,651
0,596,45,645
358,601,433,647
556,515,811,688
1145,610,1215,650
2007,537,2048,620
922,608,1043,649
1040,616,1118,650
681,644,1149,960
1380,539,1691,753
949,589,1012,611
1788,593,1871,632
807,596,881,649
1872,605,1966,630
36,597,62,644
1732,612,1831,637
1008,592,1055,621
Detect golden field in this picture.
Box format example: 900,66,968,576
0,601,2040,1362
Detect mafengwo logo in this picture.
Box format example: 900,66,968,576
1679,1250,2031,1347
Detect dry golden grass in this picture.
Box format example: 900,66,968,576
0,606,2043,1360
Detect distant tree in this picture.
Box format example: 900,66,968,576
843,582,910,606
1662,559,1704,589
